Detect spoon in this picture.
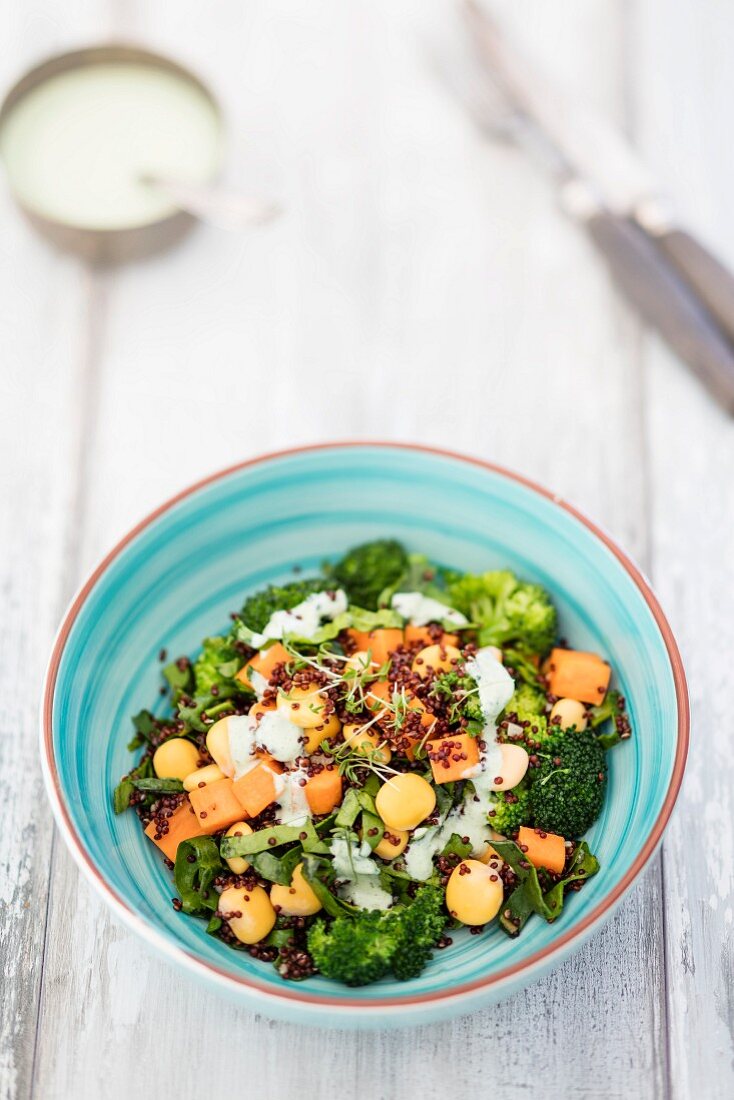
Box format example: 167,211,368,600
140,173,282,231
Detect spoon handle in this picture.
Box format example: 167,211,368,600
142,175,282,231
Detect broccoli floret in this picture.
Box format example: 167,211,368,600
327,539,408,610
307,886,446,986
508,682,545,717
502,683,549,743
432,671,484,725
307,909,398,986
529,728,607,838
239,578,325,635
390,885,446,980
447,570,557,656
489,783,532,836
193,635,242,695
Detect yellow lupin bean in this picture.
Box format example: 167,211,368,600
223,821,253,875
276,685,328,729
182,763,225,792
303,713,342,753
152,737,200,781
550,697,588,731
270,863,322,916
446,859,504,926
411,643,463,675
343,723,392,763
375,773,436,831
373,828,409,860
490,744,530,791
218,885,276,945
206,715,234,776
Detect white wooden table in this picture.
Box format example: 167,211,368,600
2,2,732,1097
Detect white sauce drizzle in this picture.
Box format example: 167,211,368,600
403,647,516,881
331,834,393,911
391,591,468,628
249,668,268,699
227,711,304,779
250,588,348,648
274,767,312,825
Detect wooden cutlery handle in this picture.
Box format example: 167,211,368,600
586,209,734,412
651,227,734,350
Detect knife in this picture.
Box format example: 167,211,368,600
456,0,734,411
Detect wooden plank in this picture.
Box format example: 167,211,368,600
25,2,668,1099
632,2,734,1098
0,10,136,1099
0,167,98,1100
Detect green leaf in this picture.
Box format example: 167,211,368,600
178,689,239,733
347,606,403,632
440,833,473,861
493,838,600,935
127,709,159,751
300,855,356,917
174,837,223,915
132,777,184,794
112,754,153,814
334,788,362,830
163,660,193,701
542,842,599,919
221,819,327,859
251,846,303,886
113,777,135,815
355,789,378,816
360,810,385,851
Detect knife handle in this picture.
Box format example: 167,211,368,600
585,209,734,411
648,227,734,349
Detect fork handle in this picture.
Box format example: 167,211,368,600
648,227,734,351
584,209,734,411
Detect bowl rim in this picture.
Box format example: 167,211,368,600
40,441,689,1016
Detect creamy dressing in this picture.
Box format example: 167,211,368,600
274,768,311,825
227,711,304,779
391,591,468,628
465,647,515,724
402,647,516,881
250,589,348,648
331,834,393,910
402,792,500,881
226,715,259,780
249,668,268,699
463,644,515,803
0,62,222,229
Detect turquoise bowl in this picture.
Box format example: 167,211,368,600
41,443,688,1028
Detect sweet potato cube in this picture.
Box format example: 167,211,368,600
546,647,611,705
144,799,205,861
346,628,403,667
404,625,459,648
426,733,480,784
517,826,566,875
236,642,290,691
305,768,343,815
188,777,246,833
232,762,282,818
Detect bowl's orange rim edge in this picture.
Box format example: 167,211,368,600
40,441,690,1014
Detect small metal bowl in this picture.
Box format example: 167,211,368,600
0,44,224,263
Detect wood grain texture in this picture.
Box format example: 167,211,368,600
632,2,734,1097
0,0,730,1098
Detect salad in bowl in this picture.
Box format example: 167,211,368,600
114,537,631,988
